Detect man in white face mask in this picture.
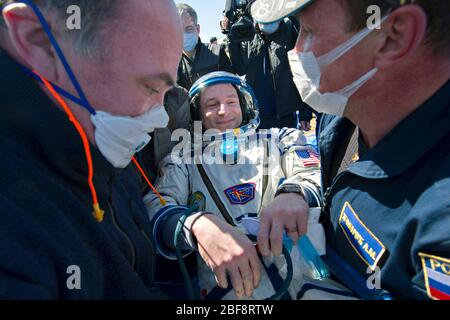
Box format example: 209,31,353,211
0,0,183,299
251,0,450,300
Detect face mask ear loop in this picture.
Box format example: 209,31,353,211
19,0,96,115
316,15,389,70
131,157,167,206
36,72,167,215
35,71,105,223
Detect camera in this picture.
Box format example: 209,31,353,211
222,0,255,43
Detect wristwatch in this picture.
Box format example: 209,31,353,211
274,183,305,199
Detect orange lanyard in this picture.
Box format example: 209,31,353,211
36,71,166,222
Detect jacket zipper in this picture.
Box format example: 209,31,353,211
322,170,348,218
107,200,137,269
265,41,279,100
106,179,137,270
131,205,156,285
139,229,155,284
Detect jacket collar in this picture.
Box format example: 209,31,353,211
0,50,120,186
319,115,355,187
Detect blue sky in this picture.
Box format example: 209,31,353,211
175,0,225,42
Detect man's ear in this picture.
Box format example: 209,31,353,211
374,5,427,69
3,3,58,81
196,24,200,35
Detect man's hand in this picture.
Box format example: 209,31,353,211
257,193,309,257
191,214,261,298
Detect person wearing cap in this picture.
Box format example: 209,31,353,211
144,71,323,299
0,0,182,299
251,0,450,299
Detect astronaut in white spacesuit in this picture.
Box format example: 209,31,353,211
144,72,324,300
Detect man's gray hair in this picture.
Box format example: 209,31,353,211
176,3,198,25
0,0,122,59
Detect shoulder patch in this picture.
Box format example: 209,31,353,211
188,191,206,212
338,202,386,271
419,253,450,300
224,183,256,205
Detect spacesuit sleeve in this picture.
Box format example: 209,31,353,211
143,154,198,259
276,128,322,207
143,153,191,211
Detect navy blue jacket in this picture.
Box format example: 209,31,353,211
318,80,450,299
177,38,229,91
0,50,166,299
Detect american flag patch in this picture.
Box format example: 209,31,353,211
296,149,320,167
419,253,450,300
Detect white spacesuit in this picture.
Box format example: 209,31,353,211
144,72,324,300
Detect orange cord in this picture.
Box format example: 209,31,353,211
35,71,167,221
132,157,167,206
36,72,105,223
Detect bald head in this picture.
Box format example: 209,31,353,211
1,0,183,143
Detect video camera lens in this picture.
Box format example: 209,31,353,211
223,0,255,43
235,0,248,9
230,16,255,43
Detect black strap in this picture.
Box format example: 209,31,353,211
261,139,270,206
263,257,292,300
204,235,293,300
204,253,287,300
203,280,233,300
196,164,236,226
296,283,358,300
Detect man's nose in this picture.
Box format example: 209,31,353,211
218,103,227,115
293,25,309,53
147,91,166,112
293,34,304,53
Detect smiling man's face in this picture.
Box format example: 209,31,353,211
200,83,243,132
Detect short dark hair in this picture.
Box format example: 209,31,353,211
1,0,122,59
177,3,198,25
343,0,450,55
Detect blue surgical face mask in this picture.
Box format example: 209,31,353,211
183,32,198,52
16,0,169,168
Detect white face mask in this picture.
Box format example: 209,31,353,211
91,105,169,168
288,18,386,116
258,22,280,35
183,32,198,52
